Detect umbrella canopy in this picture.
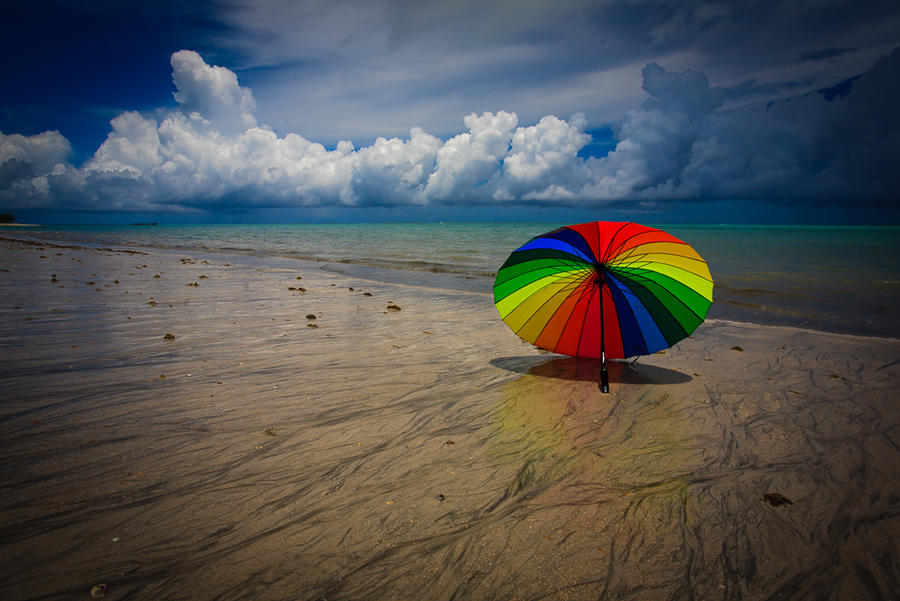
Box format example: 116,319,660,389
494,222,712,388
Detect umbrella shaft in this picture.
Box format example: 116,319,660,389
599,277,610,392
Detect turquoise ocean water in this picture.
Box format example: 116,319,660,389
6,223,899,338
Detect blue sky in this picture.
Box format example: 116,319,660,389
2,0,899,224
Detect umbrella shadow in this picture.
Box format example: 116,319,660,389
490,355,692,385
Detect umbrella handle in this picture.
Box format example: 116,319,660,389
600,361,609,393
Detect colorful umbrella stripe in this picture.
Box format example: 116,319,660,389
494,222,713,360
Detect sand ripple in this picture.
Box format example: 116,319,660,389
1,239,898,600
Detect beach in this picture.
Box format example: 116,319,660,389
1,236,898,601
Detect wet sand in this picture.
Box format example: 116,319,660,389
1,237,898,601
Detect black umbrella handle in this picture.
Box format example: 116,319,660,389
600,361,609,393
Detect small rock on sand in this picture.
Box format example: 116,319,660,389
163,333,176,340
90,583,108,597
386,303,401,312
306,314,317,320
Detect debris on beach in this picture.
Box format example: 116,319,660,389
163,333,176,340
435,494,446,502
731,346,744,352
90,583,108,598
306,314,317,320
386,303,402,312
187,282,199,287
264,428,277,436
307,323,318,328
363,292,373,297
762,493,792,507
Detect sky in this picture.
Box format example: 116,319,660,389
1,0,899,224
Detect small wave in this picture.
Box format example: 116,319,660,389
281,254,497,277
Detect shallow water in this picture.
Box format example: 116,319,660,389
8,222,899,337
1,241,898,600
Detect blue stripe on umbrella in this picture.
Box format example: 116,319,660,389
517,237,594,263
606,273,669,356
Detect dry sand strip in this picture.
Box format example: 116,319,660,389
1,238,898,601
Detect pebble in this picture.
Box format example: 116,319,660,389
90,583,108,598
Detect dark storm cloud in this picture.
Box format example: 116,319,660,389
1,1,899,216
3,45,899,213
798,47,859,62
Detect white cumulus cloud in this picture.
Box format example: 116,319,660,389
170,50,257,135
2,47,899,214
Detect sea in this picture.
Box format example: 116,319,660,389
4,223,899,338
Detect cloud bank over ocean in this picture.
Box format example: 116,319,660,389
2,47,898,214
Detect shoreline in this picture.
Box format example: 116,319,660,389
3,231,897,340
1,238,898,600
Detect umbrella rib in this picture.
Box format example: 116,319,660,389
573,271,602,356
612,268,708,322
497,259,592,293
605,274,650,356
612,275,691,343
498,252,592,282
610,222,662,256
514,254,593,274
523,270,595,343
537,267,596,354
611,251,712,280
613,259,714,285
598,222,632,264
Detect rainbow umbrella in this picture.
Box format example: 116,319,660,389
494,221,713,392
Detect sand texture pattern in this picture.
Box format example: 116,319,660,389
1,238,898,601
